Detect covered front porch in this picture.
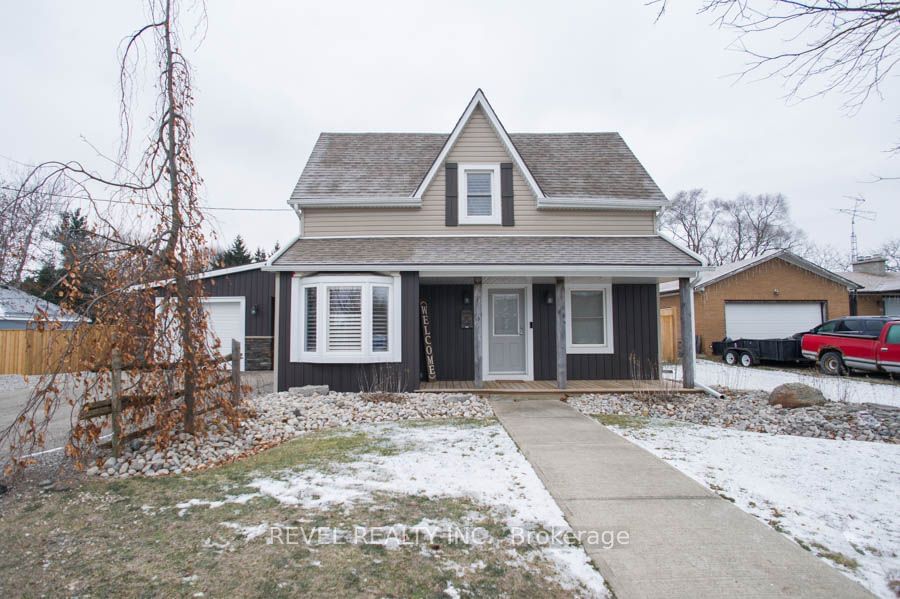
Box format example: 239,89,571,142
418,378,701,394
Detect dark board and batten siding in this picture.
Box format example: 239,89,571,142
419,284,475,381
533,283,659,380
154,268,276,370
277,272,420,392
201,269,275,336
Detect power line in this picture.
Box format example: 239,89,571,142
0,184,294,212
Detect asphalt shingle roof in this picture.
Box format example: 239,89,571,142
291,132,666,202
838,271,900,293
272,236,701,268
0,285,71,322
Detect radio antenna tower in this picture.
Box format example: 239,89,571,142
835,195,876,263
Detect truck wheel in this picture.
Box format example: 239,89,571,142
724,349,739,365
819,351,846,376
739,352,754,367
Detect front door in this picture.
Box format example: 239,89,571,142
487,288,527,377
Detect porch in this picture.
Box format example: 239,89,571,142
417,378,701,395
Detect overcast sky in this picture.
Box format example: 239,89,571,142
2,1,897,259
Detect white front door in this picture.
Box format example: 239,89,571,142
485,286,532,380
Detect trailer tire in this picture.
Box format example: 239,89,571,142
819,351,846,376
739,352,754,367
724,349,739,366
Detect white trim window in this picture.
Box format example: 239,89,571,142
458,163,501,225
565,282,614,354
291,274,402,363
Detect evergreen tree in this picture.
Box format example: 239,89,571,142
252,247,267,262
219,235,252,267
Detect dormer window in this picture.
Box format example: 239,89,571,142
458,163,501,224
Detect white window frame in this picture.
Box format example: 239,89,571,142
290,274,402,364
458,163,501,225
565,282,614,354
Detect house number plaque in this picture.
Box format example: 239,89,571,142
420,299,437,381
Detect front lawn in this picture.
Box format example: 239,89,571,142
0,420,606,598
605,417,900,599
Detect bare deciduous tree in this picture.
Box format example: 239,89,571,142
659,189,723,258
649,1,900,113
2,0,241,471
661,189,807,265
0,172,62,286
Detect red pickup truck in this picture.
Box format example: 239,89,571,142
801,316,900,376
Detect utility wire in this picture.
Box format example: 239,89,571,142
0,184,294,212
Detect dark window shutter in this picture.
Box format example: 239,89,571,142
500,162,514,227
445,163,458,227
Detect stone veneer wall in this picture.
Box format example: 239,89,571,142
245,336,273,371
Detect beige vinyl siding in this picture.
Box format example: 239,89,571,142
301,107,657,237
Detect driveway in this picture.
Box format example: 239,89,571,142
669,360,900,408
0,371,274,456
491,397,872,599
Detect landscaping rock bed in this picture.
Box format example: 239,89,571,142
90,391,492,479
569,391,900,444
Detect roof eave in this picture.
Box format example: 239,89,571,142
537,196,668,211
289,197,421,209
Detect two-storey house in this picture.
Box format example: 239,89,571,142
265,90,703,392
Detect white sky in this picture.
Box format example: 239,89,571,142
2,1,897,258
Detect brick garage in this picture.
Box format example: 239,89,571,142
661,251,859,355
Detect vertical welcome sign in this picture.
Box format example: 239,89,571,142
420,299,437,381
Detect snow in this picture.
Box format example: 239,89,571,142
610,421,900,598
672,360,900,408
182,422,608,597
0,374,32,394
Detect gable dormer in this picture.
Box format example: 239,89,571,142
290,90,668,237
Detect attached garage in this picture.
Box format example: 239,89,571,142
202,297,245,369
724,301,823,340
150,262,276,371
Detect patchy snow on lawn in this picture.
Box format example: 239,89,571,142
611,420,900,598
181,422,608,597
671,360,900,408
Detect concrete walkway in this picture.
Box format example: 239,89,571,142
491,397,872,599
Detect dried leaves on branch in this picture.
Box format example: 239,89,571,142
1,0,242,473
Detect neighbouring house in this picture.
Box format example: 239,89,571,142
840,256,900,316
0,285,81,330
659,250,860,357
264,90,704,392
149,262,276,371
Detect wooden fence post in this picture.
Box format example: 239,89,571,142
231,339,241,406
110,348,123,458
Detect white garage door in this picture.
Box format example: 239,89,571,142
885,297,900,316
203,298,245,369
725,302,823,340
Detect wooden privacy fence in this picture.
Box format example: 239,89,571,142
660,308,678,363
79,339,243,457
0,326,114,375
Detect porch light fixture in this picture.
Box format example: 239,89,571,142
250,304,259,316
462,291,471,305
544,290,554,305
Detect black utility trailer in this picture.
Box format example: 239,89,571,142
711,337,808,367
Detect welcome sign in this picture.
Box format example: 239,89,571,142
419,299,437,381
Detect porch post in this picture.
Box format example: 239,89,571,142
473,278,484,389
679,277,695,389
555,277,567,390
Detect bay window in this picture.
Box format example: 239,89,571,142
291,274,401,363
565,282,614,354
